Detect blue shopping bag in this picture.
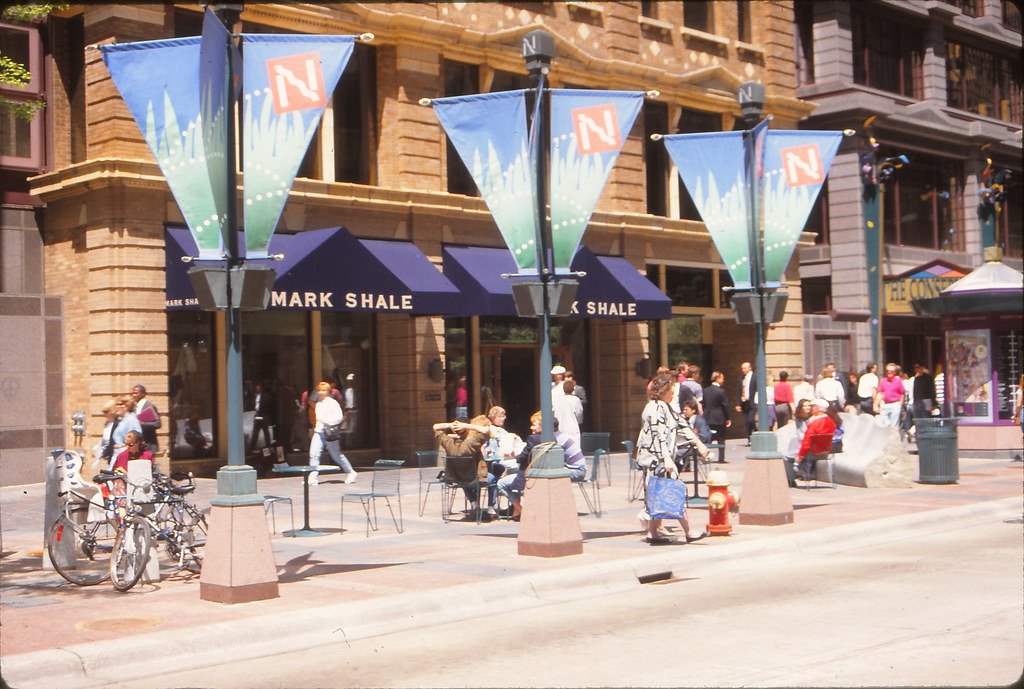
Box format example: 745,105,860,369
646,476,687,519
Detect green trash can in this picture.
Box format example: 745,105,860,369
915,417,959,484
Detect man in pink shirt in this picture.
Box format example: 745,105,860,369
875,363,905,428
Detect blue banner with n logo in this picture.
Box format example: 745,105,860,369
432,90,537,270
663,122,839,288
761,131,842,283
432,89,643,273
101,36,226,259
549,90,644,269
241,34,354,257
101,8,356,260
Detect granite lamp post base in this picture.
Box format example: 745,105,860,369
737,431,794,526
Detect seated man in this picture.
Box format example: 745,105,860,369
795,399,837,481
433,415,495,516
498,411,584,519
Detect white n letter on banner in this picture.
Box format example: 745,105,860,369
267,52,326,115
572,104,620,155
781,144,823,187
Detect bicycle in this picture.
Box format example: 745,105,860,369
46,450,124,586
107,469,207,591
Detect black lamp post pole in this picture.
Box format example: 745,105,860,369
212,2,257,499
523,31,556,443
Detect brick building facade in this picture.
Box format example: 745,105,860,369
4,2,822,485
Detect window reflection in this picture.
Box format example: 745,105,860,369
168,311,217,460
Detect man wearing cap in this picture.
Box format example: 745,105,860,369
795,399,836,482
550,364,567,404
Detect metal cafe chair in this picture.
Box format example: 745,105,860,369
622,440,644,502
263,494,295,534
801,434,837,490
339,459,405,536
572,448,604,517
580,432,612,486
415,450,444,516
441,455,491,523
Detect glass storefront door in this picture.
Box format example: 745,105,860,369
167,311,217,461
242,310,310,455
445,315,586,439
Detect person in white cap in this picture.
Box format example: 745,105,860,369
550,364,567,404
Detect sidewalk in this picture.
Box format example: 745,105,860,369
2,439,1021,689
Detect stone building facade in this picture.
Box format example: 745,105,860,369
4,2,822,485
793,0,1022,452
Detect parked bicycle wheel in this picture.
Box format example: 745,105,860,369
47,510,116,586
110,516,153,591
171,505,207,574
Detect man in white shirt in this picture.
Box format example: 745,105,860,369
857,364,879,414
815,368,845,409
792,374,815,404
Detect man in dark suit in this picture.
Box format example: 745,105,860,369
248,382,276,454
702,370,731,460
735,361,758,443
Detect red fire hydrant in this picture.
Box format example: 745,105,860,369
706,470,736,536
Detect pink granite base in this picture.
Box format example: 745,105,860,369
517,477,584,557
738,457,794,526
199,503,279,604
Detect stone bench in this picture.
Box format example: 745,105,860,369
776,412,914,489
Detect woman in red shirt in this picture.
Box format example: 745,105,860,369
774,370,794,427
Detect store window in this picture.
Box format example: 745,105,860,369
665,315,704,371
737,0,752,43
644,101,669,216
0,21,45,170
946,39,1023,124
683,1,713,33
444,318,470,421
852,10,922,98
320,311,376,449
676,108,722,221
1003,0,1022,31
242,310,310,456
882,152,964,250
801,276,831,314
794,1,815,86
663,266,715,308
444,59,479,197
167,311,218,461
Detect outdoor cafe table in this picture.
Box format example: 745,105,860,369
271,464,341,536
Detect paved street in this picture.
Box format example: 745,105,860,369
99,513,1024,688
1,442,1021,689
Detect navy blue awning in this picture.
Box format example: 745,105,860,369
165,227,461,314
442,245,671,320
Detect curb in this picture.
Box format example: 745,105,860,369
3,495,1021,689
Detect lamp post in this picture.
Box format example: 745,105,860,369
196,1,279,604
733,81,793,527
514,29,579,442
859,117,908,366
514,30,583,558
